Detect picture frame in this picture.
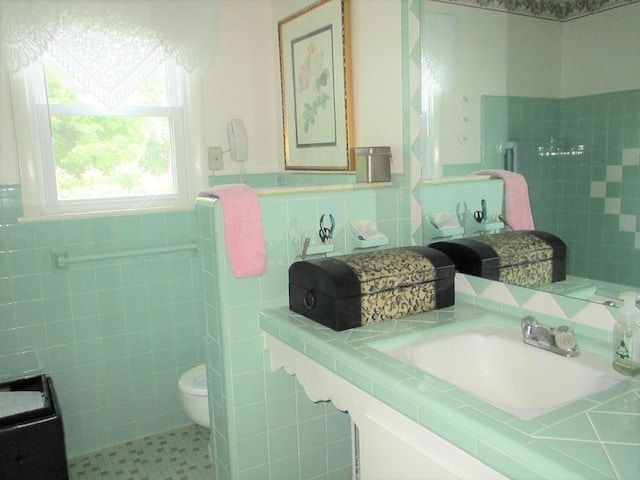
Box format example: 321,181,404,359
278,0,353,171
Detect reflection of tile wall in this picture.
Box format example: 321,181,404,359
0,185,204,457
420,179,504,242
479,90,640,287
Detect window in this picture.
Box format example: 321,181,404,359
2,1,217,220
13,53,201,220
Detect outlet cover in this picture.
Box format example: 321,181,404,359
208,146,224,171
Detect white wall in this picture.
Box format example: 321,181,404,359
0,67,20,185
422,1,563,165
424,2,508,165
506,15,562,98
419,1,639,167
424,1,639,103
0,0,405,183
6,2,634,181
205,0,404,176
203,0,281,175
350,0,403,174
561,2,640,98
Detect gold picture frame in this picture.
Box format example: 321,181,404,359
278,0,353,171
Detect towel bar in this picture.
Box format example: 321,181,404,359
53,243,199,268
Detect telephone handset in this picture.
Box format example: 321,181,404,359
227,119,248,163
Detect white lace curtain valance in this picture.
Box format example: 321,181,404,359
0,0,220,108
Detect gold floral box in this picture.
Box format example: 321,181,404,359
429,231,566,288
288,247,455,331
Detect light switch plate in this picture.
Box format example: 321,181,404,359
208,146,224,171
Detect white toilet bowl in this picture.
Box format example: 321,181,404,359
178,364,210,428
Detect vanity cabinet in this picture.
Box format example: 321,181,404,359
264,334,507,480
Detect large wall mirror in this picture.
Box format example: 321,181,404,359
419,0,640,298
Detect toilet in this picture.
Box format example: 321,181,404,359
178,364,210,428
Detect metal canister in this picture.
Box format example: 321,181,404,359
354,146,391,183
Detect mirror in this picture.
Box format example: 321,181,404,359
419,0,640,301
278,0,354,171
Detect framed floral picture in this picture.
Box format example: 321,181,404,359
278,0,353,171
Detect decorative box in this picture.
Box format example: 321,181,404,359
288,246,455,331
429,230,566,288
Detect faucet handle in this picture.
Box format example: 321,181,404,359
521,315,538,337
555,325,577,351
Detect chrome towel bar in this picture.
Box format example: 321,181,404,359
53,243,198,268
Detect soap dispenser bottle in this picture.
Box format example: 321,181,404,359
612,291,640,376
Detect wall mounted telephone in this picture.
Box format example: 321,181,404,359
227,119,248,163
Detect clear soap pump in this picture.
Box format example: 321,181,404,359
612,292,640,376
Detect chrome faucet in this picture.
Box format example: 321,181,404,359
521,316,579,357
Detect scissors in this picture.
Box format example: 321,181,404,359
319,214,335,243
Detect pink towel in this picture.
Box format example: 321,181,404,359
474,170,535,231
199,184,267,278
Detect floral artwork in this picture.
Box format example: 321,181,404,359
291,26,336,147
278,0,352,171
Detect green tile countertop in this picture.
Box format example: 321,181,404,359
259,300,640,479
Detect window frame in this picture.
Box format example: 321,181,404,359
11,59,203,221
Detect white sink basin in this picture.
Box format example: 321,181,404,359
382,322,624,420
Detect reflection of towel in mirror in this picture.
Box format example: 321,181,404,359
199,184,267,278
474,170,535,231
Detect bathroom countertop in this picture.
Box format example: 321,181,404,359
259,299,640,479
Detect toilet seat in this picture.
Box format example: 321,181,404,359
178,364,207,396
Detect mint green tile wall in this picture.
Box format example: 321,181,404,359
552,89,639,285
376,186,403,248
197,186,403,480
480,89,640,287
0,185,204,457
480,96,509,169
420,179,504,244
481,95,564,231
